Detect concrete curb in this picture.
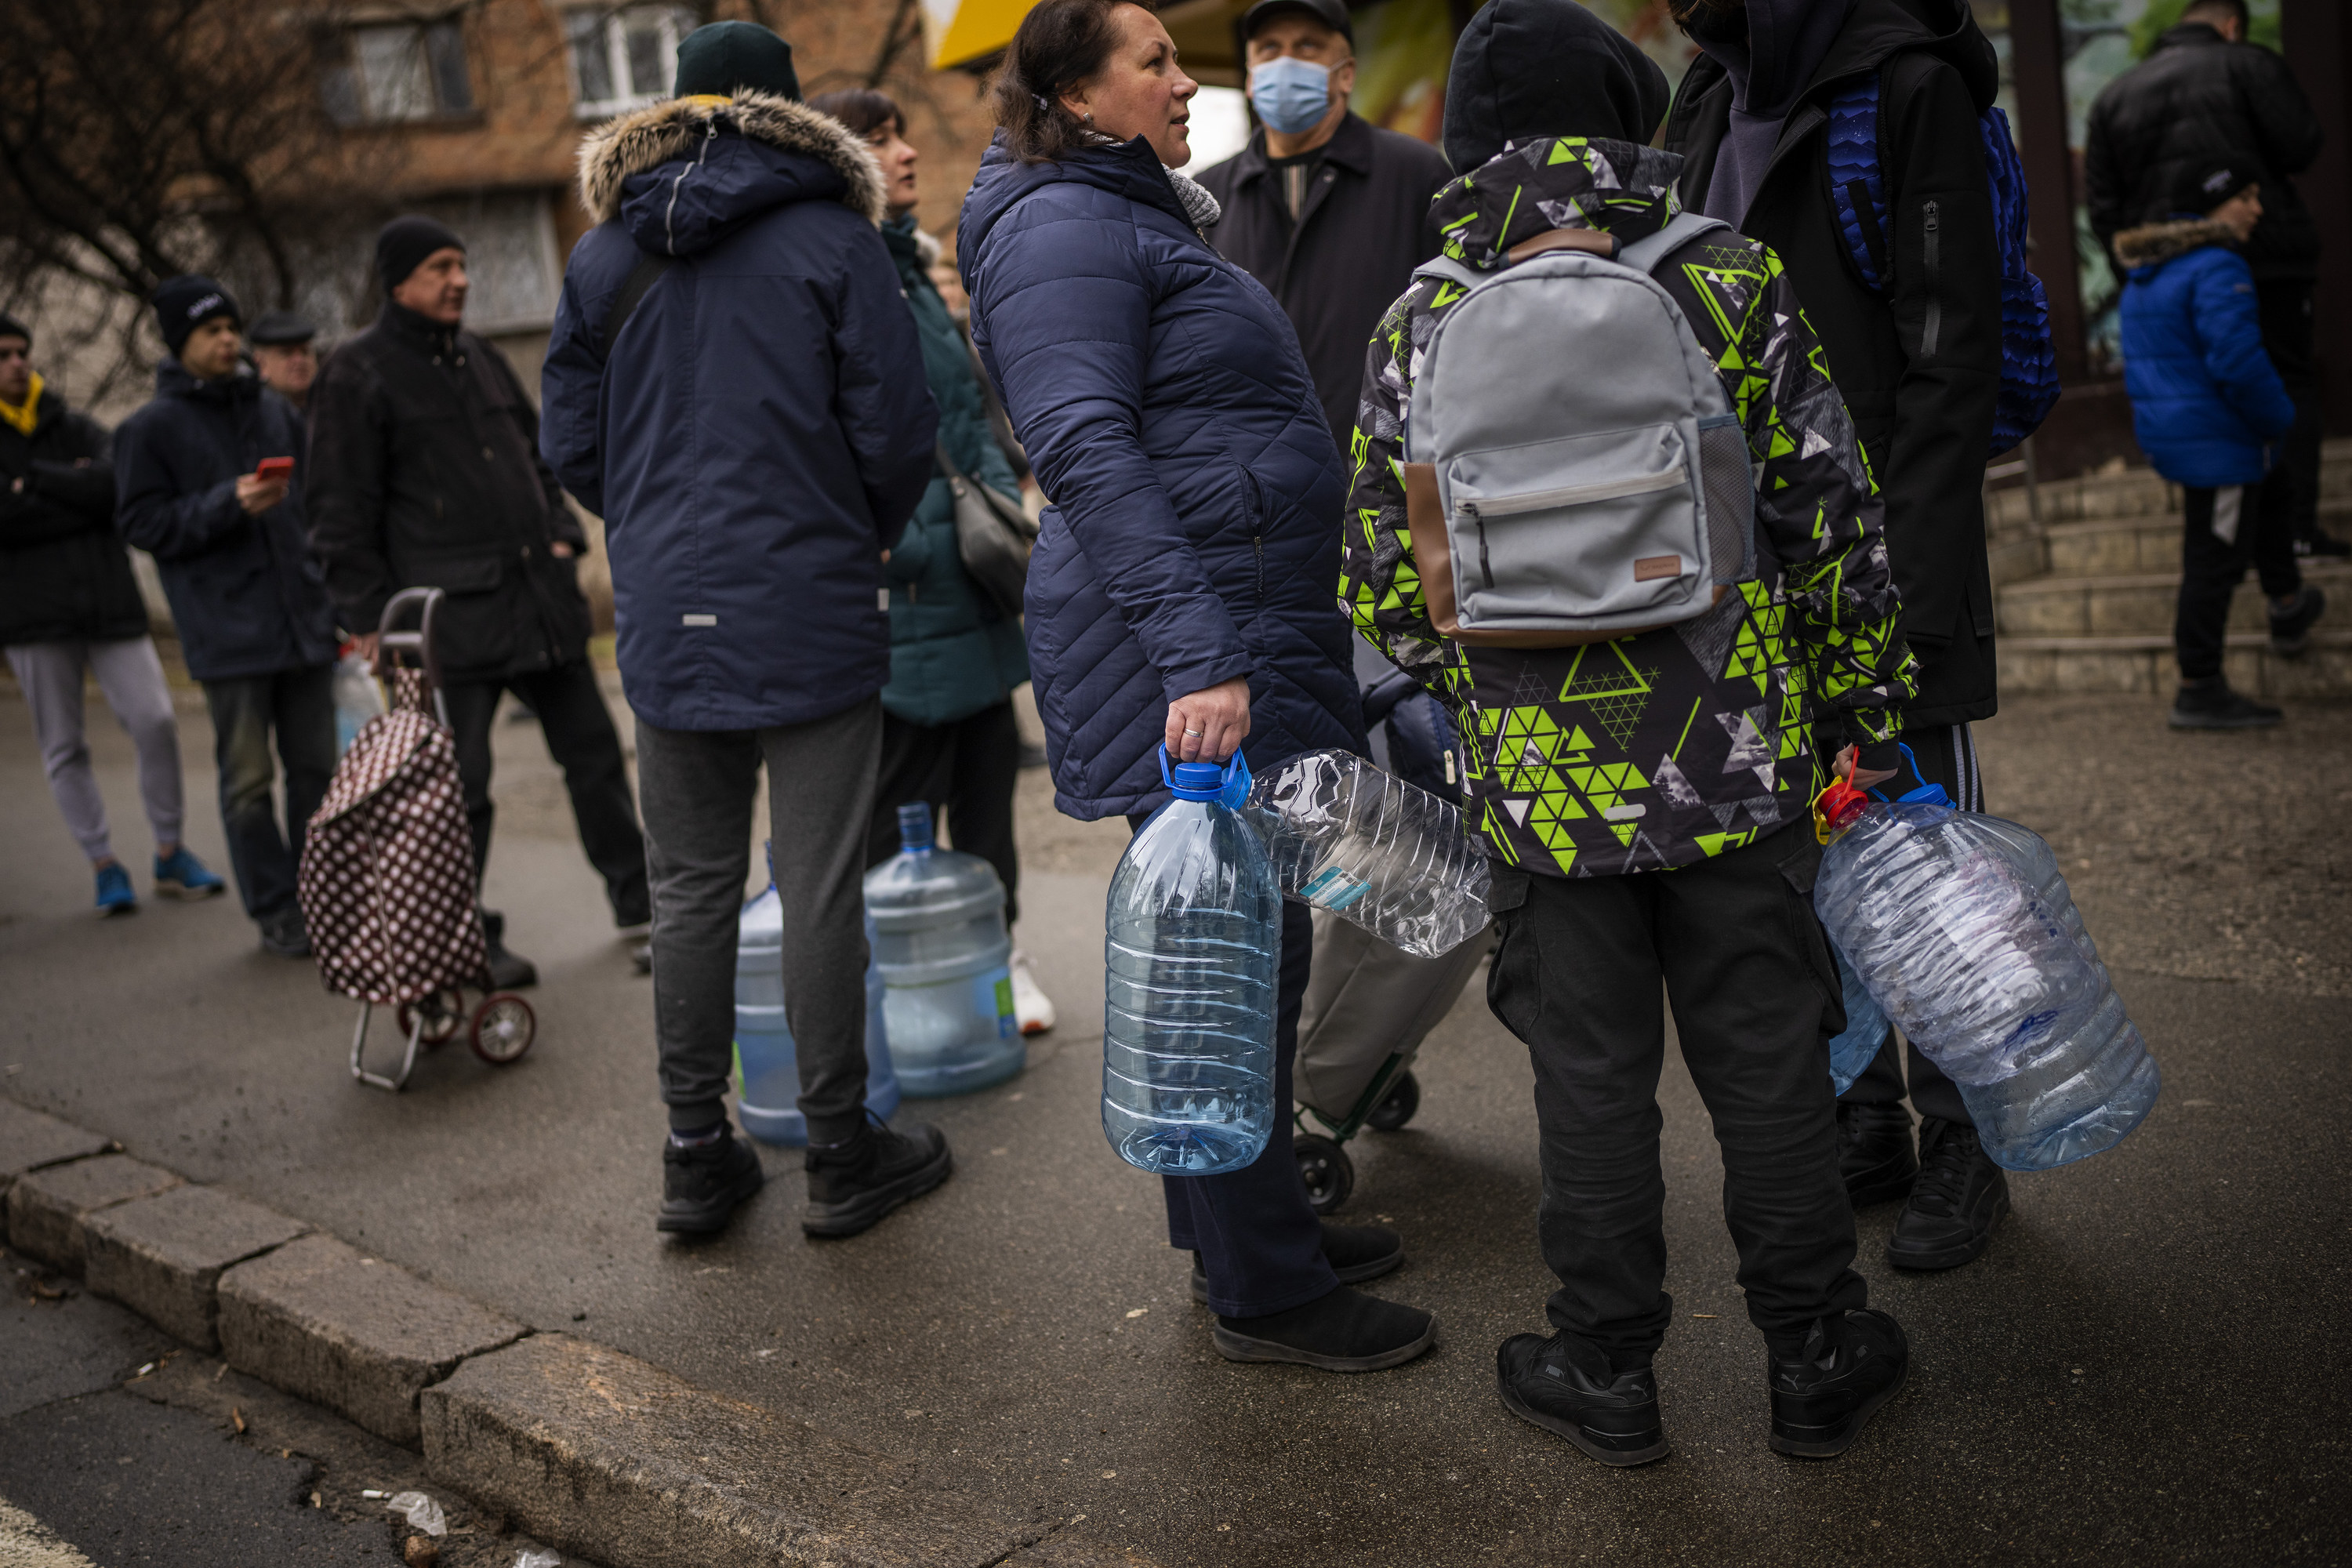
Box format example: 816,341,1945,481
2,1097,1160,1568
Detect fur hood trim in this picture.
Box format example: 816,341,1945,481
2115,217,2238,271
576,91,886,227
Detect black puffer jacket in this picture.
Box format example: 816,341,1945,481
1663,0,2002,730
115,363,339,681
307,302,590,681
1195,113,1456,456
0,387,145,647
2085,24,2321,284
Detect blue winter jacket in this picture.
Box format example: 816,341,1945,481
540,91,937,731
2117,216,2297,489
957,135,1363,819
114,361,339,682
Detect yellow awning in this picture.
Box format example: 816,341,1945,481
927,0,1253,82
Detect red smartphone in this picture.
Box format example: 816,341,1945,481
255,456,295,481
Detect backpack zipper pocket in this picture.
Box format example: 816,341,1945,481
1454,463,1689,521
1921,199,1941,360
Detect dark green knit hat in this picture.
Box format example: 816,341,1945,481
673,21,800,100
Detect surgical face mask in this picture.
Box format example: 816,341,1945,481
1250,55,1332,136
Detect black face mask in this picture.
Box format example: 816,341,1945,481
1670,0,1748,47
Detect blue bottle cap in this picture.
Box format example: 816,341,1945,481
897,800,934,850
1159,745,1250,803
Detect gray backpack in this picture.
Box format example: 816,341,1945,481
1402,212,1759,648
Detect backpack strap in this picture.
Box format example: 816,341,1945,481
597,252,677,361
1827,72,1891,293
1615,211,1730,275
1410,254,1484,292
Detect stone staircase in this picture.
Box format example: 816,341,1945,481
1987,438,2352,696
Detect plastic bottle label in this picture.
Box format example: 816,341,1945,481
987,970,1015,1038
1298,863,1373,912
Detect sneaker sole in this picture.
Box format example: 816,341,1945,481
2169,711,2284,730
1211,1314,1436,1373
1769,1356,1910,1459
802,1144,953,1239
656,1163,768,1235
154,882,224,901
1191,1247,1405,1305
1497,1381,1670,1467
1886,1188,2010,1272
99,902,138,918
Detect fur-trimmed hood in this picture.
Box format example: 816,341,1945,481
576,90,885,230
2115,216,2238,274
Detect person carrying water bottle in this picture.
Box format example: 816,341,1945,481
1342,0,1918,1460
959,0,1434,1373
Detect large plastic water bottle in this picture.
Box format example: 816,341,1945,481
1245,749,1490,959
1813,770,2159,1171
1103,749,1280,1176
733,866,900,1146
332,651,383,756
864,803,1022,1097
1825,942,1890,1096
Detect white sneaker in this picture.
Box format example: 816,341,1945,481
1010,951,1056,1035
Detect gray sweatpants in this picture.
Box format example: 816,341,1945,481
6,637,184,862
636,696,882,1142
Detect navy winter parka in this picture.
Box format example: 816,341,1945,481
2116,216,2297,490
956,135,1363,819
541,91,937,731
114,362,338,681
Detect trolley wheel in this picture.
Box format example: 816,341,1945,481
1367,1069,1421,1132
395,990,466,1048
469,993,535,1065
1293,1134,1354,1215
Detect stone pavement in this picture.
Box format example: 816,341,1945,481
0,677,2346,1565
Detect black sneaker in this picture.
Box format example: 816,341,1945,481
1769,1309,1908,1458
803,1120,953,1238
478,909,539,989
2268,584,2326,657
2169,679,2282,730
1886,1118,2010,1271
1496,1332,1668,1467
656,1127,764,1235
1212,1285,1435,1373
258,907,311,958
2293,531,2351,560
1189,1221,1403,1305
1837,1102,1917,1208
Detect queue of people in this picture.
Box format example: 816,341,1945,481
3,0,2321,1472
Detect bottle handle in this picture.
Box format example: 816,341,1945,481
1156,743,1254,808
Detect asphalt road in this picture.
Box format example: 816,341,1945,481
1,681,2347,1566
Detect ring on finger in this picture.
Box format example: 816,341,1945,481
1183,728,1204,737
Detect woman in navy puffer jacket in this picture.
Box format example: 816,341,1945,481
957,0,1426,1377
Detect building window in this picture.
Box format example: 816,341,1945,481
321,19,475,125
567,6,698,118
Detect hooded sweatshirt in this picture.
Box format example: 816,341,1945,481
1690,0,1858,224
1341,139,1913,878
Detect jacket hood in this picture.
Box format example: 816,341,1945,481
1430,136,1686,270
577,90,885,255
1443,0,1672,170
1695,0,1857,120
154,358,260,404
956,133,1192,284
2116,216,2239,274
1685,0,1998,119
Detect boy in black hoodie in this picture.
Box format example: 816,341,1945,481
1664,0,2015,1276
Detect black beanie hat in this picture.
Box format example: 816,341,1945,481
153,275,241,356
1443,0,1671,173
0,312,28,347
376,215,466,296
2175,151,2257,216
673,20,800,100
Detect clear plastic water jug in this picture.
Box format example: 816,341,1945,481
1813,763,2159,1171
332,651,383,756
1825,940,1890,1095
864,803,1021,1097
1103,750,1280,1177
733,855,900,1146
1245,748,1490,959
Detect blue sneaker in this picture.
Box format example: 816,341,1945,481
95,862,137,916
154,847,227,900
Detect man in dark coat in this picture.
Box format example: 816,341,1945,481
116,278,338,956
2,313,225,916
1663,0,2013,1272
1192,0,1454,458
2086,0,2338,558
542,22,946,1240
308,216,650,989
